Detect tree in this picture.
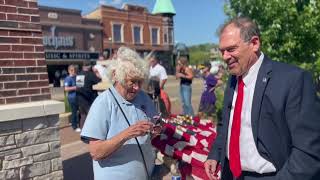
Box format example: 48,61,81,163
188,43,218,65
225,0,320,92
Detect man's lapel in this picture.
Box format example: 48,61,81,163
251,56,273,143
223,76,237,132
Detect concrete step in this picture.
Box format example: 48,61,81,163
59,112,71,128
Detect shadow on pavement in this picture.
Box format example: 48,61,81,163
63,153,94,180
62,152,172,180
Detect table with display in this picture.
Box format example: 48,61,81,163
151,114,221,180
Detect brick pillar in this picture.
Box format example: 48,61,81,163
0,0,50,105
0,1,65,179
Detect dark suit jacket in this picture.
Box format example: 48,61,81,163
208,56,320,179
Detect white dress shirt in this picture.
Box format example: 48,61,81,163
226,53,276,173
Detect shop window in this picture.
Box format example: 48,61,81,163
151,27,159,45
164,33,168,44
168,28,174,45
133,26,142,44
112,23,123,43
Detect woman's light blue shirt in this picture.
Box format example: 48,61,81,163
81,86,157,180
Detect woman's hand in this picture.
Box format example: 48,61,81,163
176,72,185,78
88,120,153,161
122,120,154,140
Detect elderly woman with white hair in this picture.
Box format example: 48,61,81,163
80,47,158,180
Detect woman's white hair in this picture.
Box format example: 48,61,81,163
106,46,149,86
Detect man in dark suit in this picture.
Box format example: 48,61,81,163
204,17,320,180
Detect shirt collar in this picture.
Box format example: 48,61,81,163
110,85,145,107
110,86,133,105
151,63,160,69
242,52,264,86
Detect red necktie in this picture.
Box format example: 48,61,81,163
229,76,244,178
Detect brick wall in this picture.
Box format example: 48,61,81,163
0,0,51,105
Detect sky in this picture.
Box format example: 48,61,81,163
38,0,227,46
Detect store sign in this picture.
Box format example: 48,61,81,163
48,12,58,19
45,52,99,60
43,26,74,49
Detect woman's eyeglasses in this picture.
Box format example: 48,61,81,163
125,79,143,88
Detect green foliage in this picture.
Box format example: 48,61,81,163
225,0,320,92
64,91,71,113
214,71,229,122
188,43,219,65
214,86,225,122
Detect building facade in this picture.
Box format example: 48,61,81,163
85,4,175,73
39,6,103,85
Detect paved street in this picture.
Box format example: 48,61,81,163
57,76,204,179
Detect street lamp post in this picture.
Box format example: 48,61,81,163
108,37,112,59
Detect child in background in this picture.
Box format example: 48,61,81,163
64,64,80,132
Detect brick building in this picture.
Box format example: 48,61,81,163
39,6,103,85
85,3,175,73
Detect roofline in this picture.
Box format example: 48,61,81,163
38,5,82,14
40,21,103,30
101,4,119,10
121,3,148,10
100,3,157,15
82,6,101,17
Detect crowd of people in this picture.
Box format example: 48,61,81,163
64,53,224,133
61,16,320,180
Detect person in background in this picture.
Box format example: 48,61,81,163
148,52,171,115
76,61,101,130
204,17,320,180
198,62,222,119
93,64,108,79
98,55,105,61
64,64,80,132
111,49,118,60
61,69,68,80
80,47,158,180
176,56,194,116
53,70,61,87
149,52,168,90
215,64,225,81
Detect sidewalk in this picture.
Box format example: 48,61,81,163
59,126,94,180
